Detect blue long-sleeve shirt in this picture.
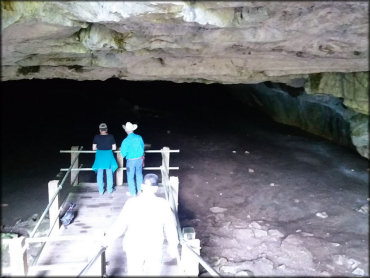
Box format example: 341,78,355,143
120,133,144,159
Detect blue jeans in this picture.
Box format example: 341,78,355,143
126,158,143,196
97,168,113,194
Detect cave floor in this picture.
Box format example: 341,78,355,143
174,122,368,276
1,83,368,276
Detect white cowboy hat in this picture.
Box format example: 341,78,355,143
122,122,138,132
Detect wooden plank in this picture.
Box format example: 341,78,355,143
33,182,181,276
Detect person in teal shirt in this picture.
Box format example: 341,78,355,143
121,122,145,196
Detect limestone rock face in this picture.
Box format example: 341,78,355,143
231,83,369,159
1,1,368,84
304,72,369,115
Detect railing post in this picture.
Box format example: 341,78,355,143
101,250,106,276
181,227,200,276
71,146,79,186
160,147,171,200
169,176,179,211
86,248,106,276
116,151,124,186
9,236,28,276
161,146,170,173
48,180,60,234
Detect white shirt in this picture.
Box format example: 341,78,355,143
106,192,179,251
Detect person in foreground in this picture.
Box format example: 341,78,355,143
103,173,179,275
120,121,145,196
92,123,118,195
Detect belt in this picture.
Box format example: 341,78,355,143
127,156,143,160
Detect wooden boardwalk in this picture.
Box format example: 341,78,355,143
32,182,181,276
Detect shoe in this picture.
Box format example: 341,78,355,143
126,192,132,197
99,192,104,196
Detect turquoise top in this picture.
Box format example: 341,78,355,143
92,150,118,172
120,133,144,159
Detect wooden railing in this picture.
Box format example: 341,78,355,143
159,148,220,277
2,145,220,277
1,146,85,275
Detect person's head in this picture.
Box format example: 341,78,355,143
122,122,138,135
99,123,108,133
141,173,159,194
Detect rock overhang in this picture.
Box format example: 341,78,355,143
2,1,368,82
1,1,369,112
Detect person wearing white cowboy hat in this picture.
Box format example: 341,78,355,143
120,121,145,196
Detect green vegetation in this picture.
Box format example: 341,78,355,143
2,1,15,11
308,73,322,92
113,31,133,50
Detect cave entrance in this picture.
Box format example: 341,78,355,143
1,79,368,277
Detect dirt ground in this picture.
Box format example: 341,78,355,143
1,80,369,276
174,123,368,276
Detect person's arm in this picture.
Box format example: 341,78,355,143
103,202,131,246
139,136,145,162
140,136,145,155
92,135,98,150
120,139,127,158
163,204,180,257
111,135,117,151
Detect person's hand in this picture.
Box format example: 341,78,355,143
167,243,179,259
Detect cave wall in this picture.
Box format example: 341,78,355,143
305,72,369,115
231,83,369,159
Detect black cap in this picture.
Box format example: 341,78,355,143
99,123,108,131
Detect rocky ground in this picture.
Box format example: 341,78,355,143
1,80,369,276
175,124,368,276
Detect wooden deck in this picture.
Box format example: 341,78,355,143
32,182,182,276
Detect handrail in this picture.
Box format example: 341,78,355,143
29,146,83,238
183,242,220,277
77,246,106,277
26,235,101,243
31,173,83,268
161,164,220,276
60,149,180,153
60,166,179,171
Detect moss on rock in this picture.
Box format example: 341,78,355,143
17,66,40,76
304,72,369,115
113,31,133,50
2,1,15,11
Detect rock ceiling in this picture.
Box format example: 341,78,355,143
1,1,368,84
